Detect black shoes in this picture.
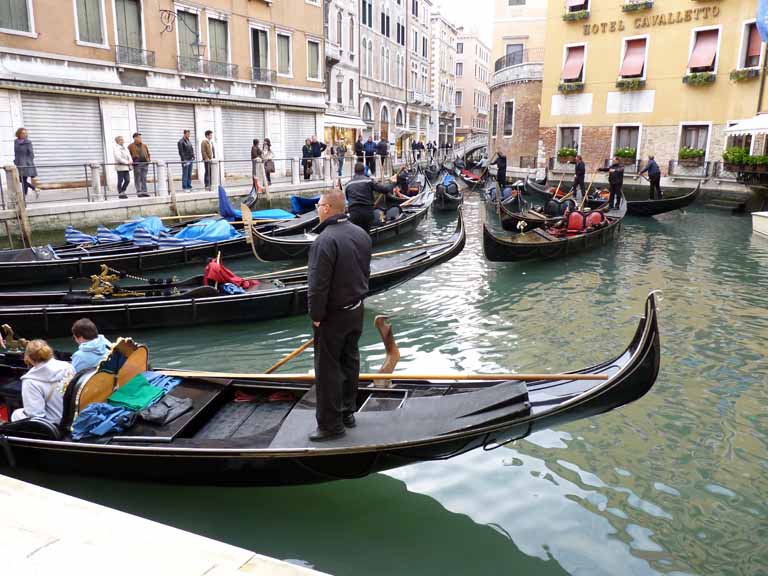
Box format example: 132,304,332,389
343,414,356,428
309,428,345,442
118,194,128,199
138,193,150,197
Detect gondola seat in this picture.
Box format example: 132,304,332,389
586,211,606,228
566,211,587,233
0,416,62,440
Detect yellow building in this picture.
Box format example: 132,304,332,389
539,0,763,180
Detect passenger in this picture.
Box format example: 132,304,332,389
71,318,112,374
11,340,74,424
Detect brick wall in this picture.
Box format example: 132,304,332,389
489,80,542,168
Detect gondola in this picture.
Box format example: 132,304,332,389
0,213,465,337
0,293,661,486
626,183,700,217
247,186,435,262
484,201,627,262
434,175,463,211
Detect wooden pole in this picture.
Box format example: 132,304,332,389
264,338,315,374
4,166,32,248
158,370,609,382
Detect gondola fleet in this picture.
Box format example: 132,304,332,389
0,156,667,486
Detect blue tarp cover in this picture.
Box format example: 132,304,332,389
290,195,320,215
112,216,169,240
173,218,241,242
442,174,456,186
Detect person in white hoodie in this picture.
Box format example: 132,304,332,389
12,340,74,424
113,135,133,199
70,318,111,374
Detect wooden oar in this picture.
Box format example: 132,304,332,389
264,338,314,374
158,370,608,382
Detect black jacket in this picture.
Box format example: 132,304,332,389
308,214,372,322
177,137,195,161
376,140,389,156
574,160,586,180
344,174,393,210
354,140,364,158
640,159,660,177
491,155,507,174
311,141,327,158
607,162,625,186
302,145,312,160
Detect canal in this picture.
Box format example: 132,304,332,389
11,195,768,575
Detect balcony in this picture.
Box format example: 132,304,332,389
490,48,545,90
251,67,276,83
407,91,432,106
325,41,342,66
115,45,155,68
177,56,238,79
668,159,712,178
327,102,358,115
439,102,456,115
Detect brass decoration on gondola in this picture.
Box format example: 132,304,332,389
1,324,29,351
88,265,146,299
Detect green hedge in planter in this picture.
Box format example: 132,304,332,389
729,68,760,82
679,147,705,160
722,147,749,166
562,10,589,21
616,78,646,90
683,72,716,86
557,147,578,160
558,82,584,93
621,1,653,11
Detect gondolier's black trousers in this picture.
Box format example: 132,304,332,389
572,178,586,199
649,173,662,199
497,173,506,190
348,207,374,233
609,184,623,210
313,304,364,432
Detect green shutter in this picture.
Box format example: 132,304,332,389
178,11,198,58
258,30,268,69
77,0,103,44
278,34,290,74
0,0,31,32
115,0,141,48
208,18,228,63
308,41,319,78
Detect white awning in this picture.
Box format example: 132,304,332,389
323,114,367,129
725,114,768,136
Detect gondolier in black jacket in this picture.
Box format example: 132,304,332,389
345,162,396,233
639,155,663,199
572,155,586,201
490,152,507,190
600,156,625,210
308,189,373,441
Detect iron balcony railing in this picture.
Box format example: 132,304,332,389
251,67,277,83
493,48,545,72
668,159,711,178
177,56,238,79
604,158,643,174
115,45,156,67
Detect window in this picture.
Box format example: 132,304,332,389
422,37,427,58
681,124,708,150
362,0,372,28
456,62,463,76
614,126,639,155
75,0,105,46
559,127,580,150
456,117,462,128
363,102,373,121
277,32,292,76
208,18,228,63
619,37,647,79
456,42,463,55
115,0,142,51
562,45,585,82
349,17,355,52
492,104,498,137
307,39,320,80
380,10,385,35
177,9,199,59
412,0,419,17
726,124,751,151
0,0,33,33
336,11,343,47
503,101,514,136
688,28,719,73
396,109,404,127
740,22,761,69
455,91,462,106
349,78,354,105
251,28,269,70
367,39,373,77
566,0,588,12
413,30,418,53
380,46,385,80
337,79,343,103
509,0,525,3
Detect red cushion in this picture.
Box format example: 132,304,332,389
567,211,586,232
586,212,605,227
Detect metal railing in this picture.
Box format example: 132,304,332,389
668,160,711,178
711,161,739,181
494,48,546,72
519,156,536,169
115,45,156,67
251,67,276,83
177,56,238,78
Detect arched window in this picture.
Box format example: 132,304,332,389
361,37,368,75
384,49,390,83
337,11,343,48
380,46,385,81
367,40,373,78
381,105,390,140
349,78,354,106
363,102,373,122
381,106,389,124
396,109,404,127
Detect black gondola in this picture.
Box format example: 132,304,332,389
248,187,435,262
626,183,701,217
0,293,661,486
434,177,463,211
0,213,465,337
484,201,627,262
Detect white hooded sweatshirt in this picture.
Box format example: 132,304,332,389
11,358,74,424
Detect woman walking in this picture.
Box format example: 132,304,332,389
14,127,38,198
251,138,262,179
302,138,313,180
263,138,275,185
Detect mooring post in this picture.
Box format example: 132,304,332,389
89,163,102,202
166,162,178,215
3,165,32,248
291,157,300,185
156,161,169,197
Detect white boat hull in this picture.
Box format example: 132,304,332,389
753,211,768,238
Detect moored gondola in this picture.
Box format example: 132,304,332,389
0,212,464,337
626,183,701,216
484,200,627,262
434,174,463,211
0,293,660,486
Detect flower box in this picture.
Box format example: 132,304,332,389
678,158,704,167
617,157,637,166
621,0,653,12
723,163,745,172
558,82,584,93
729,68,760,82
683,72,716,86
562,10,589,21
615,78,646,91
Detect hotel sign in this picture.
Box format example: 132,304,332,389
583,6,721,35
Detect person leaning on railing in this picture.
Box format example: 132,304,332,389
128,132,151,198
112,136,133,199
14,127,38,198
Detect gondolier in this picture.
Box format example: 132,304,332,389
639,155,663,200
308,189,373,441
344,162,396,233
600,156,625,210
573,155,586,201
490,152,507,190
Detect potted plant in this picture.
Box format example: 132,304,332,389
749,155,768,173
722,147,748,172
729,68,760,82
614,147,637,165
562,9,589,21
557,147,578,162
615,78,646,90
678,147,705,167
682,72,716,86
558,82,585,93
621,0,653,11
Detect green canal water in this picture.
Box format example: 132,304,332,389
11,196,768,576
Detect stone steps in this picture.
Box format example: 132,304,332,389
705,199,746,212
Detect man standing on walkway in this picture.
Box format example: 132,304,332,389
639,154,663,199
377,135,389,173
364,135,377,176
354,135,365,166
128,133,150,197
177,129,195,191
572,155,586,201
345,162,395,232
201,130,215,191
307,188,372,441
112,136,132,199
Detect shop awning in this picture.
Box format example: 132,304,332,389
748,23,762,59
724,114,768,136
323,114,367,129
688,29,718,69
619,39,646,77
562,46,585,81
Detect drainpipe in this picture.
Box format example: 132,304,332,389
758,44,768,114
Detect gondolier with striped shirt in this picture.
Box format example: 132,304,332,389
345,162,397,233
308,189,373,441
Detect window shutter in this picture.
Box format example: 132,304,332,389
178,11,198,58
78,0,104,44
209,19,228,63
1,0,31,32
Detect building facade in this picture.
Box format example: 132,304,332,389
430,11,457,146
0,0,325,190
454,27,491,143
488,0,547,167
404,0,433,155
323,0,366,147
539,0,763,179
358,0,408,146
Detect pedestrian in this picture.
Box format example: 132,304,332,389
490,151,507,190
201,130,215,191
307,188,372,441
364,135,377,175
377,135,389,172
112,136,132,199
263,138,274,185
13,127,37,198
344,162,396,233
354,134,365,165
572,154,586,201
427,140,434,160
410,140,417,163
602,156,625,210
128,132,151,197
335,139,347,177
302,138,313,180
417,140,424,160
311,135,327,179
251,138,262,178
177,129,195,191
639,154,663,199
